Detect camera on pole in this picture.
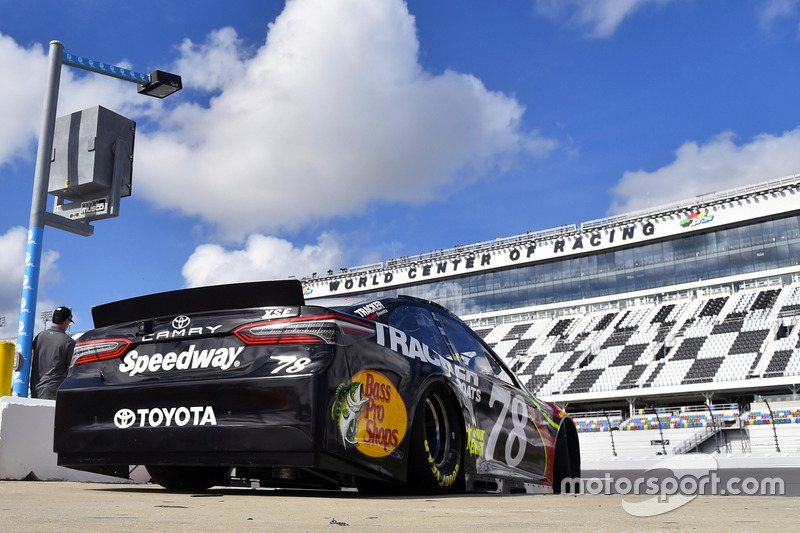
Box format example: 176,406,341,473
45,106,135,236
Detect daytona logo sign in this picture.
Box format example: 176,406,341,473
114,406,217,428
118,344,244,377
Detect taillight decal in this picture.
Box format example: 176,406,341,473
233,313,374,345
73,338,131,365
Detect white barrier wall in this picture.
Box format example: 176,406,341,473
0,396,143,482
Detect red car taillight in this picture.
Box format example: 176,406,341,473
73,339,131,365
233,313,374,346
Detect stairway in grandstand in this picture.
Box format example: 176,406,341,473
476,277,800,399
573,401,800,460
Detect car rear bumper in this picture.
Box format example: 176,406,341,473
55,374,328,469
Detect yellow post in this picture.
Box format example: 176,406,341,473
0,342,14,397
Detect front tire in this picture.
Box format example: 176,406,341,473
407,383,463,494
145,465,230,491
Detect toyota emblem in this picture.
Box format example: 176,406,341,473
172,315,191,329
114,408,136,429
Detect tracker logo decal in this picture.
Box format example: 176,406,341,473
374,323,442,367
332,370,408,458
445,363,481,402
353,301,387,318
118,345,243,376
113,406,217,428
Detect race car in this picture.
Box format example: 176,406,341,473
54,280,580,493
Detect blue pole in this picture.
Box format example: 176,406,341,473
12,41,63,397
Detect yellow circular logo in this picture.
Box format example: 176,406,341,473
348,370,407,458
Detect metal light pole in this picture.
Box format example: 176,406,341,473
12,41,181,397
14,41,64,398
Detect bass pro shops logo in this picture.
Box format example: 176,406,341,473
332,370,408,458
114,406,217,428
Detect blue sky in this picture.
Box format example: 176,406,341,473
1,0,800,336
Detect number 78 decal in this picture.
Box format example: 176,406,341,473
484,384,530,468
270,355,311,374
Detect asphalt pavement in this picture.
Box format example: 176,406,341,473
1,481,798,532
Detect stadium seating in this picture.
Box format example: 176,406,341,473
573,401,800,459
477,278,800,399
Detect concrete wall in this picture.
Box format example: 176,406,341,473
0,396,145,482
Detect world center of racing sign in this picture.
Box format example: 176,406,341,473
303,186,800,300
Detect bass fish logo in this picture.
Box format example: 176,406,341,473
332,382,369,446
332,370,407,458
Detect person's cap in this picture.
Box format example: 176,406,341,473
52,306,73,324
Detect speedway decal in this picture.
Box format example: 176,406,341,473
118,345,243,376
332,370,408,458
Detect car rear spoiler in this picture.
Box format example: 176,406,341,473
91,280,305,328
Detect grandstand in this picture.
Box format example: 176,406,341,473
303,173,800,458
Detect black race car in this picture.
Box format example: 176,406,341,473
55,280,580,493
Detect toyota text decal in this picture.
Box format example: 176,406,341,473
113,406,217,428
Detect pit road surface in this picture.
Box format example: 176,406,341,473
1,481,797,532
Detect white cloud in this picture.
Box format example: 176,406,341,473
0,36,49,168
608,128,800,214
0,33,163,171
758,0,799,31
182,232,346,288
174,27,248,93
535,0,673,38
134,0,550,238
0,227,60,339
1,1,551,242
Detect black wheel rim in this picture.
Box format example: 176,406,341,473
423,392,451,466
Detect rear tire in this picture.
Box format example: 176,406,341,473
407,383,463,494
145,465,230,491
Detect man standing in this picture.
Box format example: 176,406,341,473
30,306,76,400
